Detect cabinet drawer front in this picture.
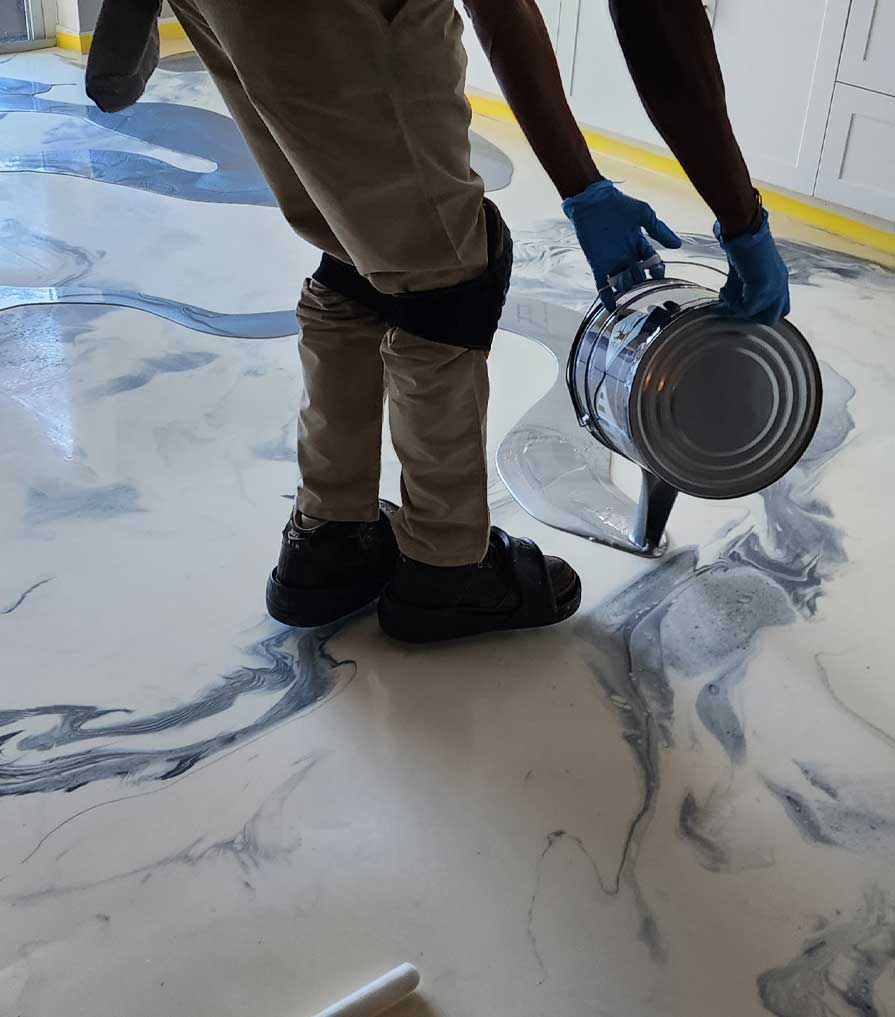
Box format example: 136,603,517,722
816,83,895,221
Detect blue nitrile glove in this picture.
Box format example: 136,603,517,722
562,179,682,310
713,210,790,325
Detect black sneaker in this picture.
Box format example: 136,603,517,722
266,500,398,627
378,526,581,643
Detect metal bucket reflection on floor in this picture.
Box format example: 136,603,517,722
567,267,823,502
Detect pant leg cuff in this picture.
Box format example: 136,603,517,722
394,535,489,567
297,493,381,524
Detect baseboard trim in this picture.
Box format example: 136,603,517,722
56,18,187,54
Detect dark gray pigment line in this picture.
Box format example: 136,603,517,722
758,889,895,1017
9,757,319,904
527,830,613,983
814,654,895,753
796,761,841,800
0,76,59,96
0,626,353,796
0,577,53,615
0,73,512,199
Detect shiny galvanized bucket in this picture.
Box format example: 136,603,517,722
568,266,822,498
566,264,823,552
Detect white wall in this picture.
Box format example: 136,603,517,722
460,0,895,222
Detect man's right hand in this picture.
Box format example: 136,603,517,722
714,210,791,325
563,180,682,310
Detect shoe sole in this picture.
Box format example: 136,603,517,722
377,575,582,644
266,568,388,628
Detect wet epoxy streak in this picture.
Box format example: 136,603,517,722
0,73,512,200
1,285,297,338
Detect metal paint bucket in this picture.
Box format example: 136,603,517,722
567,266,823,500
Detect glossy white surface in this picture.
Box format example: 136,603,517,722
2,48,895,1017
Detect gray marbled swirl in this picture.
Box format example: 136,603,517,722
758,890,895,1017
0,627,352,796
497,229,887,976
572,362,854,890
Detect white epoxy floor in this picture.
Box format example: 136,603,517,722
2,47,895,1017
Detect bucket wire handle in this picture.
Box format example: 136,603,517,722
605,257,727,297
660,259,729,281
606,253,665,291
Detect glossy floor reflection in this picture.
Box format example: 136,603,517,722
3,47,895,1017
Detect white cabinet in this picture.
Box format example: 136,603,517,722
816,83,895,220
456,0,895,225
838,0,895,96
459,0,566,97
713,0,849,193
567,0,850,195
566,1,663,150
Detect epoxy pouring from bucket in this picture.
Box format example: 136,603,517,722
564,260,823,555
495,260,822,558
307,964,421,1017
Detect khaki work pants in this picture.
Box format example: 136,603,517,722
168,0,493,564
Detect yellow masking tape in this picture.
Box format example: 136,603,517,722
56,19,186,53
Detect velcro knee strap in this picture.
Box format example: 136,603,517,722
312,199,513,351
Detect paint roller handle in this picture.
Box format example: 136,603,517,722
308,963,421,1017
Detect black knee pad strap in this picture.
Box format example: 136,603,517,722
312,199,513,351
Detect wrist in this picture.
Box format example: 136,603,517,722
558,168,604,202
562,177,615,219
718,189,764,241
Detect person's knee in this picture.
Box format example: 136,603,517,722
312,200,513,352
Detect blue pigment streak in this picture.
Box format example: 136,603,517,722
27,481,143,525
0,76,58,96
87,350,219,398
0,286,297,339
0,88,276,205
0,74,512,201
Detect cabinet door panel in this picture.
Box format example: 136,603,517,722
838,0,895,96
816,82,895,221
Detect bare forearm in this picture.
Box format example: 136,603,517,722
465,0,600,199
609,0,760,236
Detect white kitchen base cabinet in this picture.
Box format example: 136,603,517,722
816,83,895,222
